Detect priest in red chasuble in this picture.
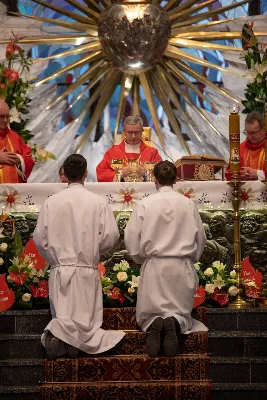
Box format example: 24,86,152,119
96,115,162,182
226,112,266,180
0,101,34,183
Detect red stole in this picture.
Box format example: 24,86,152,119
0,128,19,183
242,139,265,170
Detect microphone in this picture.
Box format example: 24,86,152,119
144,137,175,164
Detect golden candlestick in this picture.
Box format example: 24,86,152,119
227,180,250,308
145,162,156,182
229,104,240,180
111,158,123,182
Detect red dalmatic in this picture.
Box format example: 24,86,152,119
225,139,265,180
96,140,162,182
0,128,34,183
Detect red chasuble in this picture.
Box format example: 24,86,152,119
96,140,162,182
0,128,34,183
225,139,265,180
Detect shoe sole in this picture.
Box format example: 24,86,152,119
163,317,178,357
146,317,164,358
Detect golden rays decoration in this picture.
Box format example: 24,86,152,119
6,0,267,154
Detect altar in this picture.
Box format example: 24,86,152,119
1,180,267,280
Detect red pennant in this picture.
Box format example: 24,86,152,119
194,285,206,307
241,257,262,288
98,263,106,278
23,239,46,270
0,274,15,311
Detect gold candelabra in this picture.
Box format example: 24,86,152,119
227,180,250,308
145,162,156,182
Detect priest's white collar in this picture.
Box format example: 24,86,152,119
158,186,174,192
124,141,141,153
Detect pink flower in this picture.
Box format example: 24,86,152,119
3,68,19,83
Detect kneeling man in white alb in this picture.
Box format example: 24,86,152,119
124,160,208,357
34,154,125,360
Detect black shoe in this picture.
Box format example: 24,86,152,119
65,342,79,359
146,317,164,357
45,331,59,361
163,317,178,357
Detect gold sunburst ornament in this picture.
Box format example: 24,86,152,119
6,0,267,154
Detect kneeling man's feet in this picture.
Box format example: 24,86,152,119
146,317,164,357
163,317,178,357
45,331,59,361
65,342,79,359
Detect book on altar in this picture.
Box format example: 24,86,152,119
175,154,227,180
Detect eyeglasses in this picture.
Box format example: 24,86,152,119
125,131,142,135
0,114,11,120
243,127,264,136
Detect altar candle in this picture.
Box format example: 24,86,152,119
229,104,240,180
265,104,267,178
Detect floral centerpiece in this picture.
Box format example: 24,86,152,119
101,260,140,307
0,38,55,162
0,230,50,310
241,23,267,114
194,260,265,307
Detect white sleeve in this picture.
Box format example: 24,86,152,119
124,203,146,264
33,202,48,260
257,170,265,180
99,202,120,255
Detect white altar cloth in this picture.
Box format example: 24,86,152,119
0,181,266,212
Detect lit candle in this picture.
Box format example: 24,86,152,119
229,104,240,180
265,103,267,178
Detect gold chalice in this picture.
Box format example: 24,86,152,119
111,158,123,182
125,159,140,182
145,162,156,182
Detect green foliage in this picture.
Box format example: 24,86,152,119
240,23,267,114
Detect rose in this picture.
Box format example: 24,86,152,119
117,271,127,282
6,42,22,60
204,267,214,277
0,258,4,265
22,293,32,302
228,285,238,297
205,283,215,294
128,287,135,294
194,262,201,271
0,242,8,252
3,68,19,83
6,275,13,283
230,270,237,279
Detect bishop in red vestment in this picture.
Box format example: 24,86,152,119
226,112,266,180
0,101,34,183
96,116,162,182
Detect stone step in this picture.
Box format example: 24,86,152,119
210,357,267,384
208,331,267,357
41,381,211,399
0,360,43,387
0,307,206,334
212,383,267,400
0,386,40,400
0,331,208,360
44,355,210,383
206,308,267,332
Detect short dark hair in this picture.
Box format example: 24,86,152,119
63,154,87,182
245,111,264,127
153,161,177,185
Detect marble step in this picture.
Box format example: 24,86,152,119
212,383,267,400
0,307,206,334
43,355,210,383
0,360,43,387
0,331,208,360
208,331,267,357
2,307,267,334
41,381,211,400
0,386,40,400
210,357,267,384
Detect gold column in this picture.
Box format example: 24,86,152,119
227,105,250,308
